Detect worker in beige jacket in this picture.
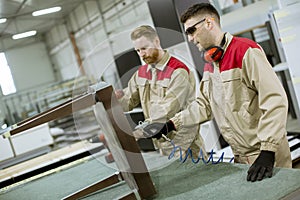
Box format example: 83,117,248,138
115,25,206,158
142,3,292,182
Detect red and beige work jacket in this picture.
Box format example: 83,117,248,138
171,33,292,167
119,52,206,156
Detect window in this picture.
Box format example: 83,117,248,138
0,52,16,95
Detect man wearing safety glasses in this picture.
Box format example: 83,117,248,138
143,3,292,182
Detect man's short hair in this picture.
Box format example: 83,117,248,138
180,3,220,25
131,25,158,41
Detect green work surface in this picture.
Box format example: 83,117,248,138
1,153,300,200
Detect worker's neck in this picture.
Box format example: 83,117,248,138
215,32,226,47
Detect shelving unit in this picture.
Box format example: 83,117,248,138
36,76,102,149
37,76,90,112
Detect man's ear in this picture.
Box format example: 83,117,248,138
206,18,215,30
154,36,161,48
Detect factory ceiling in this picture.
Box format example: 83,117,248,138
0,0,89,39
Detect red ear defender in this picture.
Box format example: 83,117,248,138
202,46,224,63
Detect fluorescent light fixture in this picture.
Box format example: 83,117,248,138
12,30,37,40
32,6,62,16
0,18,7,23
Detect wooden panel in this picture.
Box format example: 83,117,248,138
10,93,95,136
95,86,156,198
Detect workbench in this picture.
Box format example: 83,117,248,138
1,151,300,200
1,83,299,199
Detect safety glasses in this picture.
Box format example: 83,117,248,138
185,18,206,36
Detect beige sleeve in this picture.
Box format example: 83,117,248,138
243,48,288,152
171,77,212,130
118,72,141,112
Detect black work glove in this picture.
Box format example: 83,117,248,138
143,120,175,139
247,150,275,182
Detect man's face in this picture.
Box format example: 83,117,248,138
133,36,160,64
184,16,211,51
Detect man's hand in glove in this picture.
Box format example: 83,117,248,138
143,120,175,139
247,150,275,182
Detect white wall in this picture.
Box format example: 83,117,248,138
5,42,55,91
45,0,153,88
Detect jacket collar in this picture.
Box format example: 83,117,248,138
223,32,233,52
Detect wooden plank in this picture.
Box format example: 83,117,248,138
10,93,95,136
63,172,123,200
95,86,156,199
16,99,73,126
118,191,137,200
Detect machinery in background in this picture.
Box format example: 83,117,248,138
0,123,53,169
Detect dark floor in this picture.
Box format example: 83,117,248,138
286,114,300,168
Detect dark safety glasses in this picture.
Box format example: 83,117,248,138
185,18,206,36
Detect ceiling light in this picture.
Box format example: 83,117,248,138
12,30,37,40
0,18,7,24
32,6,62,16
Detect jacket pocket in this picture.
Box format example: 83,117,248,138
154,78,170,98
221,69,257,113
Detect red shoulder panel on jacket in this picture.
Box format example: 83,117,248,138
220,37,261,72
138,57,190,81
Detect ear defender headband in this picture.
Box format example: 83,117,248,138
201,46,224,63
